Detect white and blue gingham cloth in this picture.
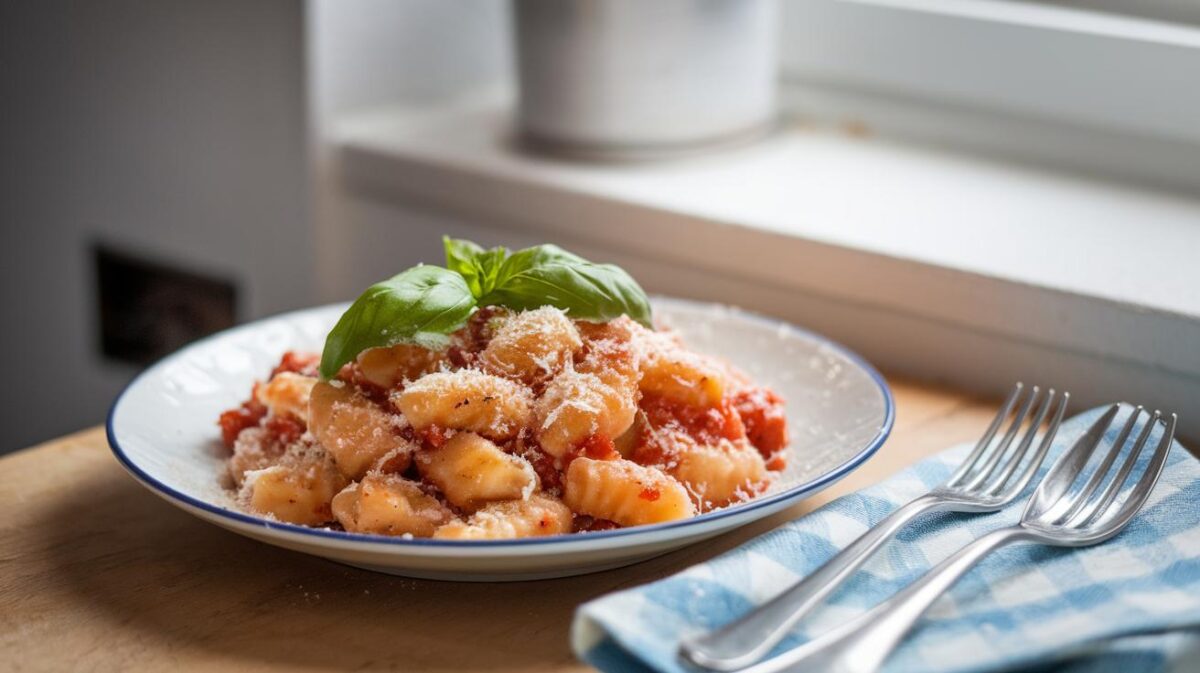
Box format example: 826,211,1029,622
572,405,1200,673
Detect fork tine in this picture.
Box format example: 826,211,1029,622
961,386,1039,491
1025,404,1120,519
1050,406,1144,524
1090,413,1176,531
990,390,1065,497
945,383,1024,487
1073,411,1160,527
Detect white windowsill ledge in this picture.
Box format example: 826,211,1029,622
334,99,1200,435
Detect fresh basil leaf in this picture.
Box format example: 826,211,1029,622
319,265,477,379
443,237,485,297
444,237,484,266
481,244,652,327
443,236,509,299
473,247,509,298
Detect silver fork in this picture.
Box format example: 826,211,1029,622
739,404,1178,673
681,383,1068,670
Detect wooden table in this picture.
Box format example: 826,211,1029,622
1,378,1001,672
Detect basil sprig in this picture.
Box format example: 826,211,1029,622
479,244,652,327
443,238,509,299
318,265,476,380
318,238,652,379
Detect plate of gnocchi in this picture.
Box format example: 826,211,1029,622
108,240,893,581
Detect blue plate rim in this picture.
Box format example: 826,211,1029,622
106,298,895,549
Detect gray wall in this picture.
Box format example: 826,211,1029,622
1,1,313,452
0,0,512,453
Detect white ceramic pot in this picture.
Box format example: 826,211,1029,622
513,0,778,159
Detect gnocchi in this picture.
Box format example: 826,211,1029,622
357,343,446,389
255,372,317,422
535,369,637,458
671,438,768,510
416,432,538,511
576,326,640,393
639,347,726,408
480,306,581,384
332,473,453,537
228,427,285,487
309,380,412,479
564,457,695,526
433,494,572,540
395,370,532,441
219,302,788,539
240,442,348,526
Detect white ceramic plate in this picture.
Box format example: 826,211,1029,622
108,298,893,581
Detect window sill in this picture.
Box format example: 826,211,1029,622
333,98,1200,434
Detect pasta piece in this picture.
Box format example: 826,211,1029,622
395,370,532,441
332,473,453,537
575,315,637,344
480,306,582,384
433,494,572,540
564,457,694,526
416,432,538,511
639,346,725,408
576,324,641,393
357,343,446,389
228,427,285,487
240,442,348,525
255,372,317,422
309,380,412,479
535,369,637,458
671,438,768,510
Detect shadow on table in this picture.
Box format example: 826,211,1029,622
35,463,798,671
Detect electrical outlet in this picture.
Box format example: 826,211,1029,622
95,245,237,366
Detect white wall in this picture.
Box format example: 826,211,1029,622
1,1,313,452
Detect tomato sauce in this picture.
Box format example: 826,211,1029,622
631,396,743,469
733,387,788,461
221,352,324,449
523,445,563,494
640,394,745,444
271,351,320,378
218,383,267,448
574,433,620,461
446,345,473,369
264,414,305,445
445,307,502,369
421,424,451,449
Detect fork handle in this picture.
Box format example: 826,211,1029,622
679,494,947,670
742,525,1035,673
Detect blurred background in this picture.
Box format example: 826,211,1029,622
2,0,1198,453
1,1,507,452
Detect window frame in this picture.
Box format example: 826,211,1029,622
779,0,1200,188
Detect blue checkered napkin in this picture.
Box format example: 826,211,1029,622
572,405,1200,673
